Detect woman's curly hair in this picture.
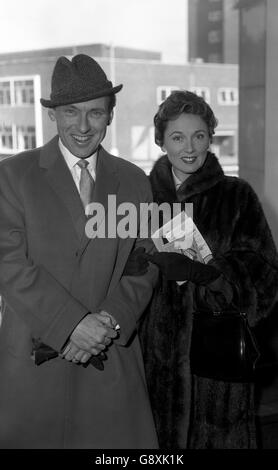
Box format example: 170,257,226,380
154,90,218,147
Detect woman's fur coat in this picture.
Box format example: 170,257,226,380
139,152,278,449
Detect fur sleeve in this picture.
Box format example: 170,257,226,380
207,182,278,326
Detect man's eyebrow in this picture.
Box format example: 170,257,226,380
169,130,183,136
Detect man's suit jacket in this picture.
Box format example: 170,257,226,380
0,136,158,449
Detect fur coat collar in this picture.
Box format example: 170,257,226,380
149,152,225,204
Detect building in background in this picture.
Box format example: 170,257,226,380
188,0,239,64
0,43,238,175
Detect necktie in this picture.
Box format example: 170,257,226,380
76,159,95,213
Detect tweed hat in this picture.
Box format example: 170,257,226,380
40,54,123,108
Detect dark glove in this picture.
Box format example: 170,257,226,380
31,340,106,371
144,252,220,284
122,247,149,276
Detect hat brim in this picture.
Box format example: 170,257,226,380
40,84,123,108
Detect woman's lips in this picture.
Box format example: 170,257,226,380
181,156,197,163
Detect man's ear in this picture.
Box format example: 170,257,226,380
107,110,114,126
48,109,56,122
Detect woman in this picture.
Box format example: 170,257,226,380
126,90,278,448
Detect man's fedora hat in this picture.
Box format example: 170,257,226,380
40,54,123,108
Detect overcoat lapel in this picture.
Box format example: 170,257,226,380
39,136,87,242
93,146,119,214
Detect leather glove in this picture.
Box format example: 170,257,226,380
144,252,220,284
31,340,106,371
122,247,149,276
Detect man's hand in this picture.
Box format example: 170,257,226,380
61,311,120,364
32,339,104,367
97,310,120,331
60,342,93,363
67,313,118,355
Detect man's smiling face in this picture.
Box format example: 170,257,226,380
49,96,112,158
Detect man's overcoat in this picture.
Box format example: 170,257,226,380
0,136,158,449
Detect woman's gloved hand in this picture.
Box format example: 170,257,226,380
144,251,220,284
122,247,149,276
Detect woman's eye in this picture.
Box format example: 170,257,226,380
196,133,205,140
173,135,182,142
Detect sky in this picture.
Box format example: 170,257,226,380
0,0,188,63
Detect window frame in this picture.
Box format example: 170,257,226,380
156,86,180,105
189,86,211,103
0,75,43,155
217,87,239,105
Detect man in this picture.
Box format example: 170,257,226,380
0,54,158,449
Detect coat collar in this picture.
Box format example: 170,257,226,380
39,136,119,250
149,152,225,203
40,135,86,242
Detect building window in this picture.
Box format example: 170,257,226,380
14,80,34,105
0,81,11,105
189,87,210,103
157,86,180,105
0,125,13,150
131,125,159,174
16,126,36,150
208,10,222,22
208,29,221,44
0,124,36,153
211,132,238,176
208,53,221,63
0,75,42,156
0,78,35,106
218,88,238,105
212,135,236,158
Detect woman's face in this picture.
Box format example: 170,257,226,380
162,113,210,182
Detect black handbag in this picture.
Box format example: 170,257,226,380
190,309,260,382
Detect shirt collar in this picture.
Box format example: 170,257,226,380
58,138,98,173
171,166,182,190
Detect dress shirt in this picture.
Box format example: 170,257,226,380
58,138,97,193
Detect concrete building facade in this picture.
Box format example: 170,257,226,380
188,0,239,64
0,44,238,175
238,0,278,243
